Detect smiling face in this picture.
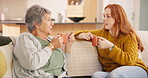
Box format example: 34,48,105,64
103,8,115,30
37,13,54,36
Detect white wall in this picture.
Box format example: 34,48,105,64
133,0,140,30
108,0,135,27
98,0,135,27
27,0,67,23
139,0,148,31
0,0,27,20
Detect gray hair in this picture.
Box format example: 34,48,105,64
25,5,51,32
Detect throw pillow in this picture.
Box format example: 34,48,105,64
0,42,13,78
0,50,7,77
0,36,12,46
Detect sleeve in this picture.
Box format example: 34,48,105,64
14,33,52,70
108,35,139,66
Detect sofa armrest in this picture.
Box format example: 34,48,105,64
137,31,148,67
66,40,102,76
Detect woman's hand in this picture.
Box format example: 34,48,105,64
66,32,75,46
48,35,63,49
97,37,114,49
76,32,93,40
65,32,75,53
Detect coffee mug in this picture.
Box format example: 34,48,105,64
92,36,98,46
59,33,67,44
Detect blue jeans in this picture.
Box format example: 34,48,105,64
91,66,147,78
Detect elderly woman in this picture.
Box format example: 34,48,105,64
12,5,75,78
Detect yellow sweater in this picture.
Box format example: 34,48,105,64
75,29,148,72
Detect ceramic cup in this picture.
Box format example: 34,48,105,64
59,33,67,44
92,35,98,46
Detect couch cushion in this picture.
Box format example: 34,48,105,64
66,40,102,76
137,31,148,67
0,42,13,78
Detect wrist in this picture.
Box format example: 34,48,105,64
66,43,72,46
65,43,72,53
49,43,54,50
109,44,114,51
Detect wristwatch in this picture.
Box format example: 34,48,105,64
109,45,114,51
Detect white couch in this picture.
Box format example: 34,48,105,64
67,31,148,76
0,31,148,77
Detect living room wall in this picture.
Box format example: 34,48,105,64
139,0,148,31
27,0,67,23
0,0,27,20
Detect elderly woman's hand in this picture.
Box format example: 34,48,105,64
66,32,75,46
65,32,75,53
49,35,63,49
